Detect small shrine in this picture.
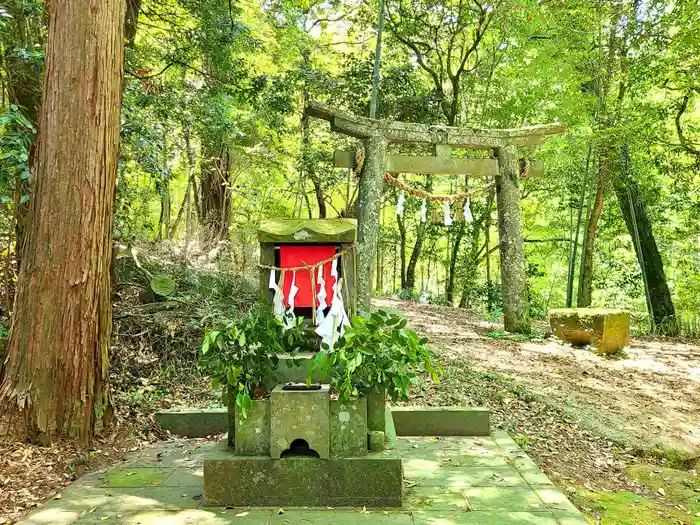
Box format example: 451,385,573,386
258,218,357,347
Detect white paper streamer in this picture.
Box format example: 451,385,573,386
315,264,327,326
464,198,473,223
283,271,299,329
396,192,405,216
419,199,427,223
315,276,351,349
271,270,285,322
443,201,453,226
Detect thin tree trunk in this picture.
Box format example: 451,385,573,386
578,155,608,307
169,177,192,238
183,128,201,222
567,143,592,307
0,0,124,443
446,220,465,305
397,213,407,289
405,217,428,291
614,145,676,332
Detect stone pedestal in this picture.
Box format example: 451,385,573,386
549,308,629,354
270,384,330,459
234,399,270,456
330,397,367,457
204,444,403,507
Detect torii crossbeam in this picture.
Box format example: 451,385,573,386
306,101,566,333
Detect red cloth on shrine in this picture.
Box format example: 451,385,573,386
279,245,336,308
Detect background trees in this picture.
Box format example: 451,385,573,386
0,1,699,428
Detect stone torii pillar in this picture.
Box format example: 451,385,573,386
306,101,565,333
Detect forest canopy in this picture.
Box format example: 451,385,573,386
1,0,700,335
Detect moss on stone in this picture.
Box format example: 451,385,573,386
258,219,357,243
549,308,630,354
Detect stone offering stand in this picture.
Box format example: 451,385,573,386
203,384,402,507
549,308,630,354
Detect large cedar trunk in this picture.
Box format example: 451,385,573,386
0,0,125,443
578,155,608,307
614,147,676,331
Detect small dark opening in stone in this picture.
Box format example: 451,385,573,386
282,383,322,391
280,438,320,458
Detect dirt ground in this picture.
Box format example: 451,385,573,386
378,299,700,485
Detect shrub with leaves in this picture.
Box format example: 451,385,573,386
199,306,310,417
307,309,441,402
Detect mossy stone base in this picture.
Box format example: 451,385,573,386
203,446,402,507
234,399,270,456
368,430,386,452
154,408,227,438
330,397,367,457
367,388,387,433
549,308,630,354
391,407,490,436
270,384,330,459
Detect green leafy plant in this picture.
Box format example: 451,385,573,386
307,309,441,402
199,306,310,417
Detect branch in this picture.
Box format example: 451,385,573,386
674,94,700,157
476,237,572,263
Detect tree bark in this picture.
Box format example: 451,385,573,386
614,146,676,332
0,0,124,444
446,220,465,305
405,214,428,291
577,155,608,307
496,143,529,333
200,144,231,241
356,135,387,313
397,212,407,289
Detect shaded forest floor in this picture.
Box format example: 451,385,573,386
379,298,700,524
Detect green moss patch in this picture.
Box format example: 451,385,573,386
102,467,174,487
627,464,700,513
574,487,700,525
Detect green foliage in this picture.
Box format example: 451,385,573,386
150,274,176,297
307,309,441,402
199,306,310,417
0,106,34,204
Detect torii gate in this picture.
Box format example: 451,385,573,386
306,101,565,333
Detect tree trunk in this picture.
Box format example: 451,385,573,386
124,0,141,48
446,220,465,305
577,155,608,307
0,0,124,444
566,143,593,307
496,143,529,333
200,144,231,241
356,135,387,313
397,212,407,289
405,215,428,291
614,146,676,332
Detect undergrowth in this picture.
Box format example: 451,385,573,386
111,244,258,429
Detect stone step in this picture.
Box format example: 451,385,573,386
390,406,490,436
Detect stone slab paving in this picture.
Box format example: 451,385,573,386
17,432,588,525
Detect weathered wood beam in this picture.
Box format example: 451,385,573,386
333,149,544,177
308,100,566,148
